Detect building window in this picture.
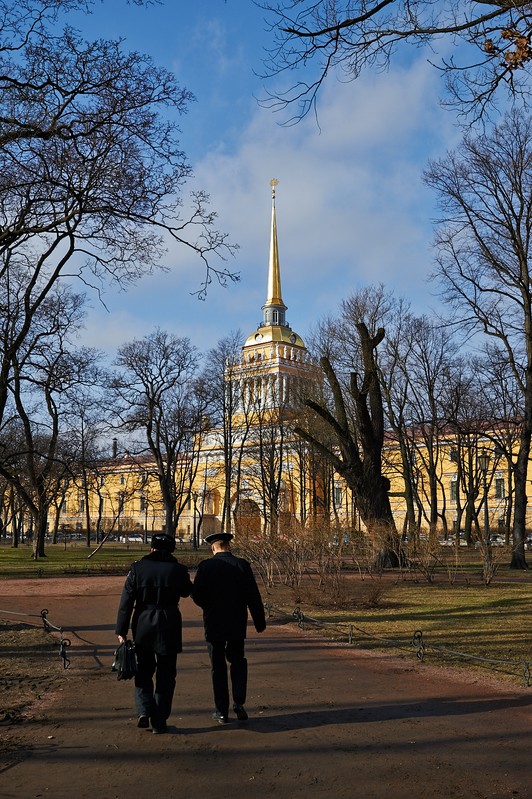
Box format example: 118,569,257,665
334,486,343,507
449,448,459,463
139,494,147,512
450,479,458,502
495,478,505,499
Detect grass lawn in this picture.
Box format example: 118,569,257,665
0,540,204,576
261,565,532,688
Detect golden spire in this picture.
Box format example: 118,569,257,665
265,178,286,310
242,178,305,348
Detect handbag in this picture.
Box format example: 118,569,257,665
112,639,138,680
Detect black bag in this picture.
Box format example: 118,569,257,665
112,639,137,681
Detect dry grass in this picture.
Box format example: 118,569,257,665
0,622,59,724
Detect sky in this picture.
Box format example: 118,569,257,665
62,0,466,358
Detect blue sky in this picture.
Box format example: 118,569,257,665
65,1,464,356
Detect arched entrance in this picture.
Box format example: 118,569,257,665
234,498,261,539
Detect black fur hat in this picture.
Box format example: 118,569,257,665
151,533,176,553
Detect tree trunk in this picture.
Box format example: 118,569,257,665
510,426,530,569
398,438,416,534
296,324,401,567
31,509,48,560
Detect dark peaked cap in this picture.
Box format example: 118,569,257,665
203,532,234,545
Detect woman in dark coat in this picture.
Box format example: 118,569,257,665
115,533,192,733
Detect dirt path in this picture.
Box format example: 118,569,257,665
0,576,531,799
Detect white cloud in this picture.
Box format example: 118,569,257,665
183,55,459,327
79,44,463,357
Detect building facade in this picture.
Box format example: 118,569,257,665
53,183,523,546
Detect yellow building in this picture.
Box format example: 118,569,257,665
58,180,321,542
56,182,518,546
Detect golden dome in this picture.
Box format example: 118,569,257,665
244,326,305,348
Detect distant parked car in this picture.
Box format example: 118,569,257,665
475,535,505,548
440,535,468,546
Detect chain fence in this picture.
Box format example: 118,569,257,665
0,607,71,669
265,603,531,687
2,601,530,686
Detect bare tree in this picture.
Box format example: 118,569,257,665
262,0,532,121
337,288,421,539
63,383,111,546
296,320,399,566
0,285,101,557
246,401,291,538
110,329,208,538
201,332,250,535
399,316,459,537
0,0,236,439
424,110,532,568
440,356,499,545
480,345,522,542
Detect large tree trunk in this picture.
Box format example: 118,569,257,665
296,323,401,567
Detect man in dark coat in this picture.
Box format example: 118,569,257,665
115,533,192,734
192,532,266,724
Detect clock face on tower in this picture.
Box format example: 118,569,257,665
290,334,296,343
255,333,263,342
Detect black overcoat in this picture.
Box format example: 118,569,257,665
192,551,266,642
115,551,193,654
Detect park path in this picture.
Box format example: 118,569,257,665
0,576,531,799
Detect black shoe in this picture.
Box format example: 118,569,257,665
151,722,168,735
137,714,150,729
212,710,228,724
233,703,248,721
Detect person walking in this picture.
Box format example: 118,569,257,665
192,532,266,724
115,533,193,734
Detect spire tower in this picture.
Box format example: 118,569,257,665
243,179,304,348
263,178,287,323
233,179,317,413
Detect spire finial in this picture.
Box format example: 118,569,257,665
270,178,279,201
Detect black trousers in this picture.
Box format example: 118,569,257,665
134,645,177,726
207,639,248,715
